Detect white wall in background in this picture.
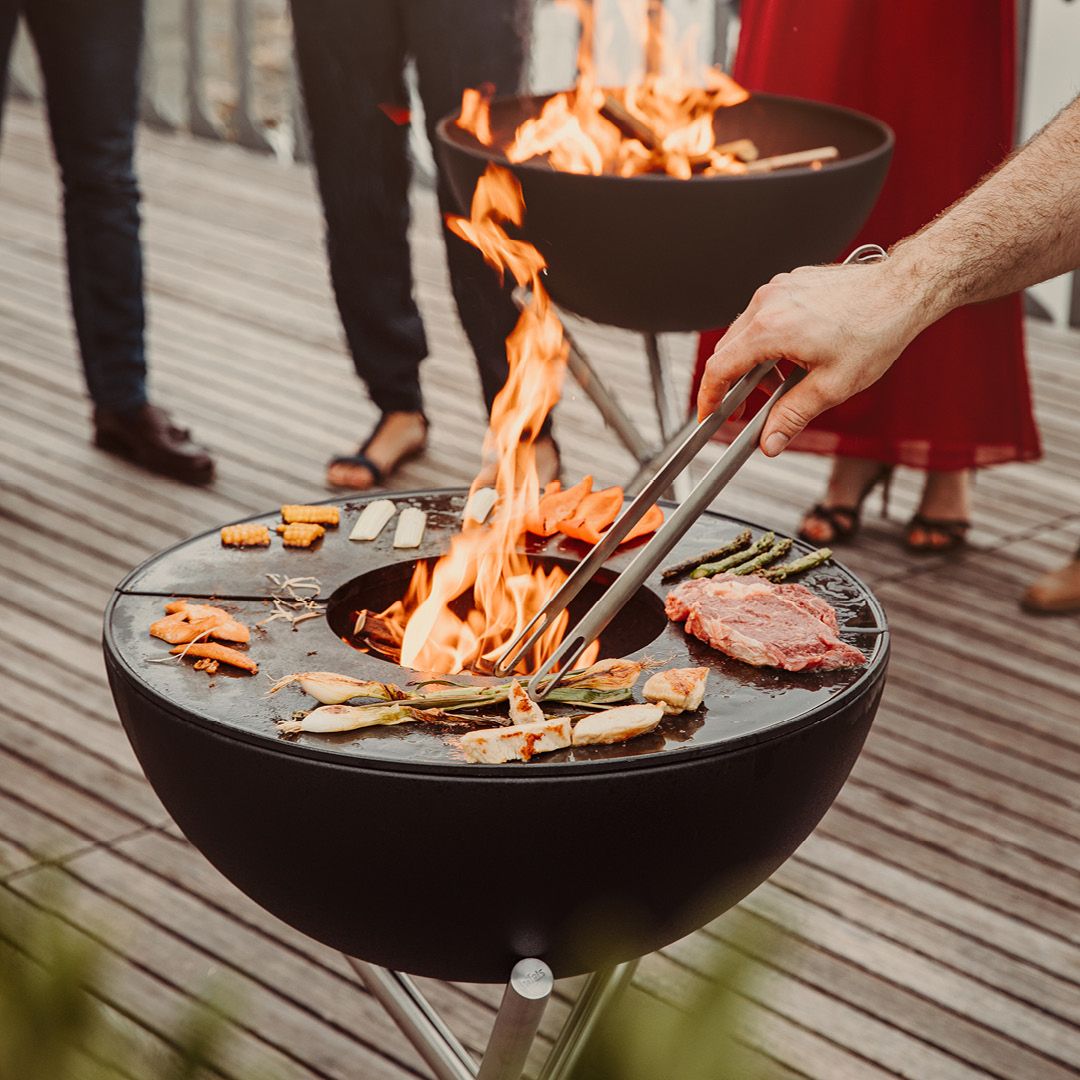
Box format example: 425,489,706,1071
531,0,727,93
1021,0,1080,326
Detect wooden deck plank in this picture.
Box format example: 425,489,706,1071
2,99,1079,1078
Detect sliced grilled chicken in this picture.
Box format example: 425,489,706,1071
642,667,709,715
571,703,664,746
508,680,545,725
461,717,572,764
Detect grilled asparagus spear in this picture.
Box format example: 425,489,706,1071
730,538,793,576
660,529,753,581
690,532,775,578
762,547,833,582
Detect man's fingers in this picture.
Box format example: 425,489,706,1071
696,320,767,421
759,377,831,456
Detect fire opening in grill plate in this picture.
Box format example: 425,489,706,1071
326,554,668,676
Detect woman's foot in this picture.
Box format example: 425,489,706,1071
798,456,892,545
326,411,428,491
1021,552,1080,614
905,470,971,553
474,433,561,490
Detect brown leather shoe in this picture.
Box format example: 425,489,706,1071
93,403,215,485
1021,554,1080,614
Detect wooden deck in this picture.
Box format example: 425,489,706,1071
1,98,1078,1078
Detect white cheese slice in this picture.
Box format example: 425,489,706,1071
463,486,498,525
393,507,427,549
349,499,396,541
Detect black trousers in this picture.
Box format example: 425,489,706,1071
0,0,147,413
290,0,532,419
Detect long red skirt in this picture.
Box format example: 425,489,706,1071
694,0,1041,469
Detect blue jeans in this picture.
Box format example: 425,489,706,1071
290,0,533,420
0,0,147,414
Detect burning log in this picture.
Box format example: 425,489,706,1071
600,95,661,151
744,146,839,173
715,138,759,162
352,609,405,661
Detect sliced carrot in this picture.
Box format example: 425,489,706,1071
558,520,604,545
526,475,592,536
210,618,251,644
559,486,624,544
171,641,258,674
616,503,664,544
149,611,191,643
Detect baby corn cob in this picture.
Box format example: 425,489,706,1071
221,523,271,547
281,504,340,527
276,522,326,548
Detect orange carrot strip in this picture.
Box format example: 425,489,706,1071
558,520,604,545
171,641,258,674
617,503,664,544
526,476,592,536
210,618,251,644
558,486,623,544
149,612,190,643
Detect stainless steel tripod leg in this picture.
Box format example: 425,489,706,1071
563,326,654,465
346,957,478,1080
476,958,555,1080
643,333,692,502
536,960,638,1080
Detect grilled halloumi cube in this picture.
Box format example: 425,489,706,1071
460,717,571,764
642,667,709,715
571,703,664,746
508,680,544,725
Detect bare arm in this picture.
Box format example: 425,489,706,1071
697,93,1080,455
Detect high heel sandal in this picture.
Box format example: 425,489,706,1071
798,463,894,545
326,411,429,491
903,514,970,554
904,470,972,554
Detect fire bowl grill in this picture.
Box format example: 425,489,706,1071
104,489,887,982
436,92,894,332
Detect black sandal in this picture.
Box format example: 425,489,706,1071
904,513,970,554
326,412,428,492
798,464,893,545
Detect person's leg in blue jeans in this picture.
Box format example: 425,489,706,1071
11,0,213,482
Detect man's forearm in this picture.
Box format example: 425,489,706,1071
889,94,1080,331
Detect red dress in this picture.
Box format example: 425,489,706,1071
694,0,1041,469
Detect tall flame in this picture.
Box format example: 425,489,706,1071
383,166,599,676
386,3,749,676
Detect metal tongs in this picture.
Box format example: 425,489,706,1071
495,244,888,701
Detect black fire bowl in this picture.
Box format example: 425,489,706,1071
104,489,888,983
437,91,893,332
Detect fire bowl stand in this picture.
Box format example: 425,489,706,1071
348,956,637,1080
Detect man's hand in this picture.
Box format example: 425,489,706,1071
696,259,928,455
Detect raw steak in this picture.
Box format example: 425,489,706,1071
665,574,866,672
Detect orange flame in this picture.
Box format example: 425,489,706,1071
461,0,749,178
381,166,599,676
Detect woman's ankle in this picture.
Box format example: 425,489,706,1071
917,469,971,521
